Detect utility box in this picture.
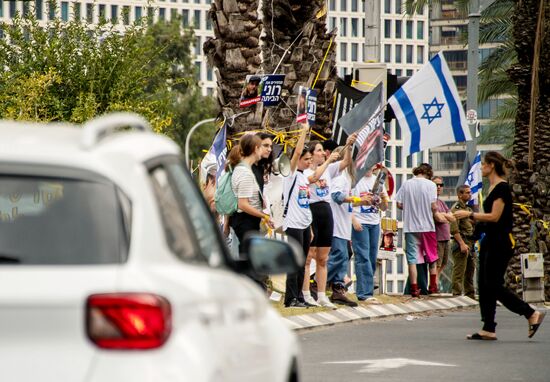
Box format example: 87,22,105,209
520,253,545,303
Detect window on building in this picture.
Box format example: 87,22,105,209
340,0,347,12
384,19,391,38
351,18,358,37
386,260,393,274
340,18,347,36
207,67,213,81
406,154,413,168
329,0,336,11
395,145,402,167
351,43,358,61
417,45,424,64
406,45,413,63
206,15,212,30
99,4,106,23
147,7,154,24
122,6,130,24
406,20,413,38
396,173,403,192
395,20,402,38
329,17,336,31
193,10,200,28
86,3,93,22
384,44,391,63
195,36,202,56
207,87,214,96
417,21,424,39
387,280,394,293
111,4,118,24
159,7,165,21
340,42,347,61
195,0,200,3
384,0,391,13
397,254,404,274
351,0,358,11
195,61,201,80
395,0,402,13
397,280,404,293
135,6,142,21
171,8,178,20
182,9,189,26
22,1,31,18
396,69,402,76
59,2,68,21
9,1,17,18
395,121,402,140
48,2,55,20
395,44,402,63
385,145,392,167
36,0,43,19
406,69,413,76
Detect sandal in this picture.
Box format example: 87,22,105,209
528,311,546,338
467,332,497,341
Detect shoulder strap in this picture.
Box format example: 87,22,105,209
283,174,298,219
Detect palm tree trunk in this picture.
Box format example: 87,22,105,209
508,0,550,298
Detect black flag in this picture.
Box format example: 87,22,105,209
331,78,368,146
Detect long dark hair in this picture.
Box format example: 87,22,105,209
256,132,274,175
484,151,514,177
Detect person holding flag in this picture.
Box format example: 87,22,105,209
465,152,483,205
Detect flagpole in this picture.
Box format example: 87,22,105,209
185,118,217,168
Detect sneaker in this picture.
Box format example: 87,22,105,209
411,288,421,298
318,296,337,309
365,297,381,305
303,295,321,307
330,285,358,307
428,285,439,295
286,298,307,308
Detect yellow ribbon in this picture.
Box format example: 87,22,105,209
351,79,378,87
513,203,549,230
312,36,334,89
310,129,328,141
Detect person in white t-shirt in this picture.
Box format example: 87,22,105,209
300,134,356,308
282,124,313,308
351,165,389,303
395,163,454,297
326,152,364,307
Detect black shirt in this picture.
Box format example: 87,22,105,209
482,181,513,237
252,163,264,192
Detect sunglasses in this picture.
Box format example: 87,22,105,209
435,183,444,187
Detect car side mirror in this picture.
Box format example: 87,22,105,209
242,233,304,275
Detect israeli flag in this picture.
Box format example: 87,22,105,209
465,152,482,205
388,52,472,156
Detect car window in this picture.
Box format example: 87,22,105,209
149,166,205,263
0,176,129,265
166,162,224,268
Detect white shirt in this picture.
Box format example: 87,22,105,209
283,169,312,230
330,172,353,240
395,176,437,233
303,162,340,204
353,174,387,225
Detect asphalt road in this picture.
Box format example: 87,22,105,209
298,307,550,382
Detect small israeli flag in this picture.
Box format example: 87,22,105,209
388,52,472,156
465,152,482,205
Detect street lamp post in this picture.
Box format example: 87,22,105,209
466,0,481,162
185,118,217,168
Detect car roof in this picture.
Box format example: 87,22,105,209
0,114,181,170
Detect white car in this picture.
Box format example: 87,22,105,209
0,113,302,382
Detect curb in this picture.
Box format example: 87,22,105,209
282,296,478,331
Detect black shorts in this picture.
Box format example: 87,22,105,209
310,201,334,247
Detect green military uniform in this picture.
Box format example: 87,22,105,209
450,201,476,298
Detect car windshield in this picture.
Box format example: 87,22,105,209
0,176,129,265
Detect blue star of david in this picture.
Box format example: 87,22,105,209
467,173,474,184
421,97,445,124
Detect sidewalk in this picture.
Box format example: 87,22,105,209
279,295,478,331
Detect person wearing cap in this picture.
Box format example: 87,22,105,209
240,76,261,100
351,164,388,304
395,163,454,297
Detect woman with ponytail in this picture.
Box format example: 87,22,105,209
454,151,545,340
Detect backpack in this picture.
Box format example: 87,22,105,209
214,166,238,216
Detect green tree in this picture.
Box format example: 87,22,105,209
0,4,218,166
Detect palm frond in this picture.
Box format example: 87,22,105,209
480,0,514,18
479,18,512,44
478,69,516,103
479,42,516,77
